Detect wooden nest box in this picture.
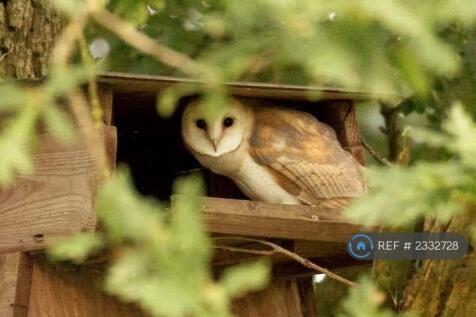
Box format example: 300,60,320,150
0,73,372,317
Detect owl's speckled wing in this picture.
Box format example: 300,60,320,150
249,106,366,206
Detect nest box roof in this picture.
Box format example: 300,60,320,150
97,72,382,101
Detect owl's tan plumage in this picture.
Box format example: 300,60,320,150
182,99,365,206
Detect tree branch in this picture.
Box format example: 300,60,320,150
379,102,404,163
214,237,356,287
92,10,211,78
361,137,391,166
68,91,111,181
214,245,276,256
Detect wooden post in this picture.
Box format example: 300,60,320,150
0,253,33,317
297,277,318,317
27,258,145,317
97,85,114,125
232,278,305,317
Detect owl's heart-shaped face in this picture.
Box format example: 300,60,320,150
181,100,252,157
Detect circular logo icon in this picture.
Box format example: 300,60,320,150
348,233,374,260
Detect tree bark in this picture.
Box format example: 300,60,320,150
373,209,476,317
376,100,475,316
400,211,476,317
0,0,63,79
380,103,403,163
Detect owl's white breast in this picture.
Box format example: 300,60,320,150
231,154,302,205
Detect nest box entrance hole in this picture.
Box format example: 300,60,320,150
111,91,363,201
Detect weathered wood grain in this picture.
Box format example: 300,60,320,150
0,126,117,253
98,71,384,101
197,197,362,242
0,253,32,317
297,277,318,317
28,258,146,317
339,101,365,165
312,100,366,165
232,278,304,317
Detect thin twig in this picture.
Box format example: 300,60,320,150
49,7,111,181
50,11,90,67
79,35,103,127
379,101,405,163
214,246,276,256
68,91,111,181
92,10,211,78
361,138,391,166
213,237,356,287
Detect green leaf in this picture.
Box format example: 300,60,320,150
50,0,107,15
148,0,165,12
0,105,39,185
156,84,198,118
43,105,75,142
49,0,83,15
156,89,177,118
337,276,417,317
45,65,99,99
113,1,150,25
347,103,476,228
443,103,476,165
95,167,166,243
0,84,27,111
48,232,104,264
220,260,270,297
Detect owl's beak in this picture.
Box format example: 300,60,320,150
212,139,219,152
207,128,222,152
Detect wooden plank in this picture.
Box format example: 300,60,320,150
339,102,362,146
297,277,318,317
196,197,362,242
232,278,304,317
28,258,146,317
312,100,365,165
335,101,365,165
97,85,113,125
0,253,33,317
0,126,117,253
104,124,118,174
97,72,388,102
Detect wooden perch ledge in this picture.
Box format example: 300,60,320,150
183,196,362,243
1,189,363,254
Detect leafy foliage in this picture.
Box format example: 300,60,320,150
347,104,476,235
2,0,476,316
98,0,476,97
337,277,417,317
49,169,270,317
0,65,96,185
93,0,476,126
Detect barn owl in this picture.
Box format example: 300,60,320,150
181,99,366,206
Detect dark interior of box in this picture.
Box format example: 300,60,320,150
112,92,346,201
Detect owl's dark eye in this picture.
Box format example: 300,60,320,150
195,119,207,130
223,117,234,128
